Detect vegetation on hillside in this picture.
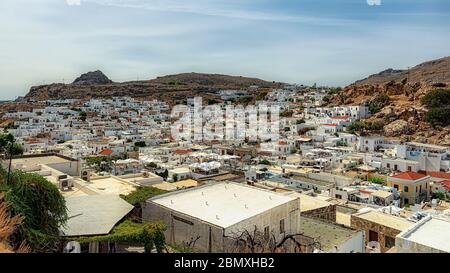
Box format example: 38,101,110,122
368,93,390,114
347,120,384,134
421,89,450,126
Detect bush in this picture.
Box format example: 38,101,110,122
134,141,147,148
121,187,168,208
1,170,67,252
259,159,271,165
421,89,450,108
348,120,384,133
368,93,390,114
336,140,348,147
368,177,386,185
425,107,450,126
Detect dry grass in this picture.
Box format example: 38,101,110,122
0,193,29,253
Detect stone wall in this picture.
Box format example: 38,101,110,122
302,204,336,223
350,215,402,253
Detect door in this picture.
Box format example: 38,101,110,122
369,230,378,242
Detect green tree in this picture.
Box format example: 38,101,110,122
1,170,67,252
5,143,24,183
421,89,450,108
134,141,147,148
259,159,271,165
0,134,24,183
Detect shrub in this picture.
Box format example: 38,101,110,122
121,187,168,208
368,177,386,185
425,107,450,126
259,159,271,165
2,170,67,252
134,141,147,148
421,89,450,108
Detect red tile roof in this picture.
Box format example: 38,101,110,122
99,149,113,156
258,151,273,157
437,180,450,191
323,124,338,127
391,171,427,181
424,171,450,180
174,149,192,155
331,115,350,119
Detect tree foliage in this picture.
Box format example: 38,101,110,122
421,89,450,126
1,170,67,252
120,186,168,208
421,89,450,108
348,120,384,133
73,220,166,253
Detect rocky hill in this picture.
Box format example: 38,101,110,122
328,56,450,145
24,71,280,105
72,70,113,85
355,56,450,86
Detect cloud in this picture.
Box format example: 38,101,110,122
86,0,353,26
367,0,382,6
66,0,81,5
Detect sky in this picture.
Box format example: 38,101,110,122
0,0,449,100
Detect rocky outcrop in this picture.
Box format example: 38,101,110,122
72,70,113,85
384,120,411,137
327,56,450,146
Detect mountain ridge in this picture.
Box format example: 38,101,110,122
354,56,450,86
24,72,281,104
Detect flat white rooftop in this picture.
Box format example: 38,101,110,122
150,182,297,228
401,217,450,252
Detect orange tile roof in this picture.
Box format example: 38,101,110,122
424,171,450,180
391,171,427,181
174,149,192,155
99,149,114,156
437,180,450,191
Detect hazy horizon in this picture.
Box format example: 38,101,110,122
1,0,449,100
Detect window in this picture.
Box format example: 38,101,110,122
404,186,409,192
394,184,399,190
385,236,395,249
407,166,412,172
387,163,391,169
280,219,285,234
